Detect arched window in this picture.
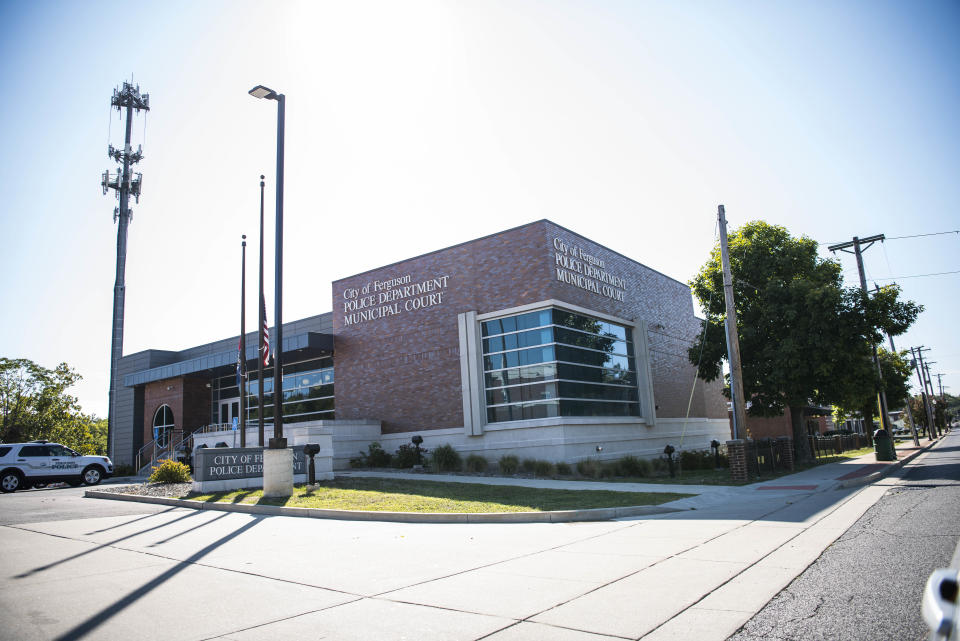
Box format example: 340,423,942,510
153,405,175,447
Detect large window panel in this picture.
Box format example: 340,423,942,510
482,307,641,423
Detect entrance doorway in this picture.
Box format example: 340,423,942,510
220,398,241,428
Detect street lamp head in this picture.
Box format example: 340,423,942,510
248,85,277,100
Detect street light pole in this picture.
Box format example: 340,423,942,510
248,85,286,450
249,84,292,498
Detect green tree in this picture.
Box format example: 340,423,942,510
688,221,920,462
833,347,915,434
0,357,105,453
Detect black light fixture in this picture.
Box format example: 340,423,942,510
248,83,286,450
248,85,277,100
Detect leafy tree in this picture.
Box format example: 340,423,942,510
0,357,106,454
688,221,920,462
833,348,914,434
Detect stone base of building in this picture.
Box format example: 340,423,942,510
344,417,731,469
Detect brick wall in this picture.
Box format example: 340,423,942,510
143,379,184,445
332,220,727,433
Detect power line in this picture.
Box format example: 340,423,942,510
821,229,958,245
886,230,958,240
874,269,960,281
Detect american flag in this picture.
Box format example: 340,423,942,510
236,338,244,390
260,293,270,367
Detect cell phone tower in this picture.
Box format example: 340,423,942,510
102,80,149,460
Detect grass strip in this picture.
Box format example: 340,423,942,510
186,477,694,513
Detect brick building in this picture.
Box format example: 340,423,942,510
114,220,729,471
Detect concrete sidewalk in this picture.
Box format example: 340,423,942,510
1,435,948,641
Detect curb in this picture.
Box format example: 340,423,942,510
838,439,938,489
84,490,684,523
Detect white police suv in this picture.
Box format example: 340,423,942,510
0,441,113,492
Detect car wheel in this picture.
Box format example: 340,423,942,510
82,465,103,486
1,471,23,493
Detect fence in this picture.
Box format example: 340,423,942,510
807,432,871,460
743,438,792,477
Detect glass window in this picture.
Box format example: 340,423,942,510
153,405,176,447
482,307,641,423
18,445,48,457
48,445,75,457
239,357,335,426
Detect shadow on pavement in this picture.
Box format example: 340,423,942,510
84,507,178,535
15,509,204,579
52,516,262,641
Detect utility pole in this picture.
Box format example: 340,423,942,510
923,359,939,437
912,347,937,439
828,235,893,435
717,205,748,440
873,285,919,445
102,81,149,460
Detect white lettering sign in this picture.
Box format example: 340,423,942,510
552,237,626,302
342,274,450,326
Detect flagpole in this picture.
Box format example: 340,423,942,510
257,175,266,448
239,235,247,448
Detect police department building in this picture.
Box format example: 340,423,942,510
114,220,729,470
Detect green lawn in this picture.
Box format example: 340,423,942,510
186,477,694,513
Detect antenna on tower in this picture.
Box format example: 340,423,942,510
103,80,150,462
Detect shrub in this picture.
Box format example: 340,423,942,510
576,458,600,478
521,458,537,474
149,459,192,484
431,443,462,472
599,461,617,478
533,460,555,477
394,443,426,468
498,455,519,475
616,455,652,478
555,462,573,476
352,442,392,468
651,456,668,474
678,449,713,471
465,454,488,473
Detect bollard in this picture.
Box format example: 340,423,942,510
303,443,320,485
411,435,424,466
664,444,676,478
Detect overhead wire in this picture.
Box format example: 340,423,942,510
874,270,960,280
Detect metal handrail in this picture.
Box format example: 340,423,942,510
135,429,187,475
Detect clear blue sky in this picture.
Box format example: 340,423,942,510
1,0,958,417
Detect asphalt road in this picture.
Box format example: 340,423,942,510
729,430,960,641
0,479,167,526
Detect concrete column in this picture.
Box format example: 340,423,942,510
263,448,293,497
727,439,748,483
458,311,485,436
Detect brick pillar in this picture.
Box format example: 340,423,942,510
778,436,795,471
727,439,748,483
